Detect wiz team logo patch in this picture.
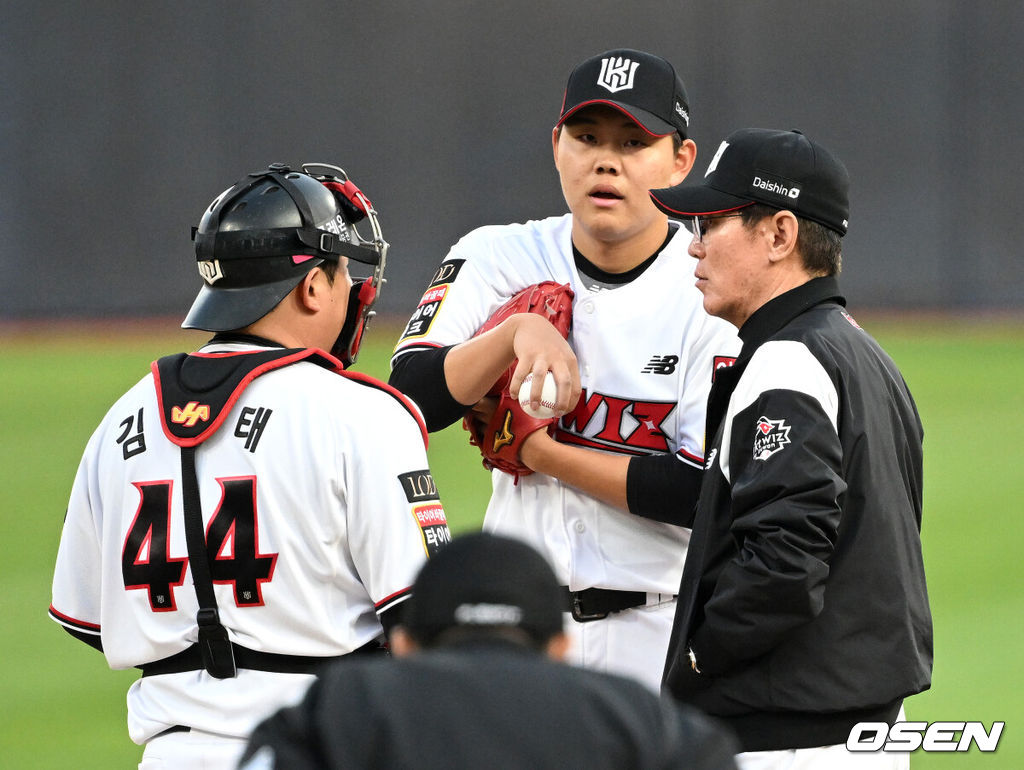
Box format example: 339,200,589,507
597,56,639,92
753,416,791,460
171,401,210,427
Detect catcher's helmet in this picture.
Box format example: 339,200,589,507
183,163,387,366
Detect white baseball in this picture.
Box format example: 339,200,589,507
519,372,559,419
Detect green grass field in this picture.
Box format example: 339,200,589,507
1,316,1020,767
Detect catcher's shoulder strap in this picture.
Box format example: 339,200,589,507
152,348,342,446
151,346,341,678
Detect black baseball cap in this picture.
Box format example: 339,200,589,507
649,128,850,235
556,48,690,139
402,532,564,646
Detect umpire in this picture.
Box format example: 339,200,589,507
649,129,932,768
240,532,739,769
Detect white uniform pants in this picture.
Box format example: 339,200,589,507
736,707,910,770
138,728,248,770
563,598,676,693
737,743,909,770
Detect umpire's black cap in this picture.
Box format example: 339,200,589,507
557,48,690,139
402,532,564,646
650,128,850,235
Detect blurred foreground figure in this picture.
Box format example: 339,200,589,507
241,532,739,770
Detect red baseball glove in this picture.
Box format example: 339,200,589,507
463,282,574,478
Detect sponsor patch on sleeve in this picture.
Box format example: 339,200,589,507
397,470,440,503
398,259,465,342
412,503,452,556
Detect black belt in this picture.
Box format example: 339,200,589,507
152,725,191,739
139,638,384,677
561,586,674,622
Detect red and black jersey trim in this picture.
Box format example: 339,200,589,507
374,586,412,616
48,605,101,635
676,446,705,469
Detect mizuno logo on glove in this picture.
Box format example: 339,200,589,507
493,410,516,452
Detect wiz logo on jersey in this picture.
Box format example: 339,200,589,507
556,388,675,455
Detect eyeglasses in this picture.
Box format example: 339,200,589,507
690,213,744,243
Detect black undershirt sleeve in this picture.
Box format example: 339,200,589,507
378,602,404,638
63,626,104,652
626,453,703,527
388,347,469,433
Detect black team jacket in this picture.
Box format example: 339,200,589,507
663,277,932,752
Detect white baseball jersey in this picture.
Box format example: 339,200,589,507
392,215,739,689
50,341,450,745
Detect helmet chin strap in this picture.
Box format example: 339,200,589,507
331,278,379,368
304,163,389,368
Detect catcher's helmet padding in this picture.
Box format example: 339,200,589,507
183,164,377,333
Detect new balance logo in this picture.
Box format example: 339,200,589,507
641,355,678,375
171,401,210,427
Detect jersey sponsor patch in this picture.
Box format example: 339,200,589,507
412,503,452,556
399,284,448,341
427,259,465,288
713,355,737,381
398,470,440,503
398,259,464,342
753,416,791,460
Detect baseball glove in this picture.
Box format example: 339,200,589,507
463,281,575,478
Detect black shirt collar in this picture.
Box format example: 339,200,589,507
208,332,287,349
737,276,846,352
572,222,679,285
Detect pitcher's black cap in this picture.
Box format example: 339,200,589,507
556,48,689,139
650,128,850,235
402,532,564,646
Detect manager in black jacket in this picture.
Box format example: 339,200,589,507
649,128,932,767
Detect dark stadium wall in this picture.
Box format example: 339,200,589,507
2,1,1021,320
